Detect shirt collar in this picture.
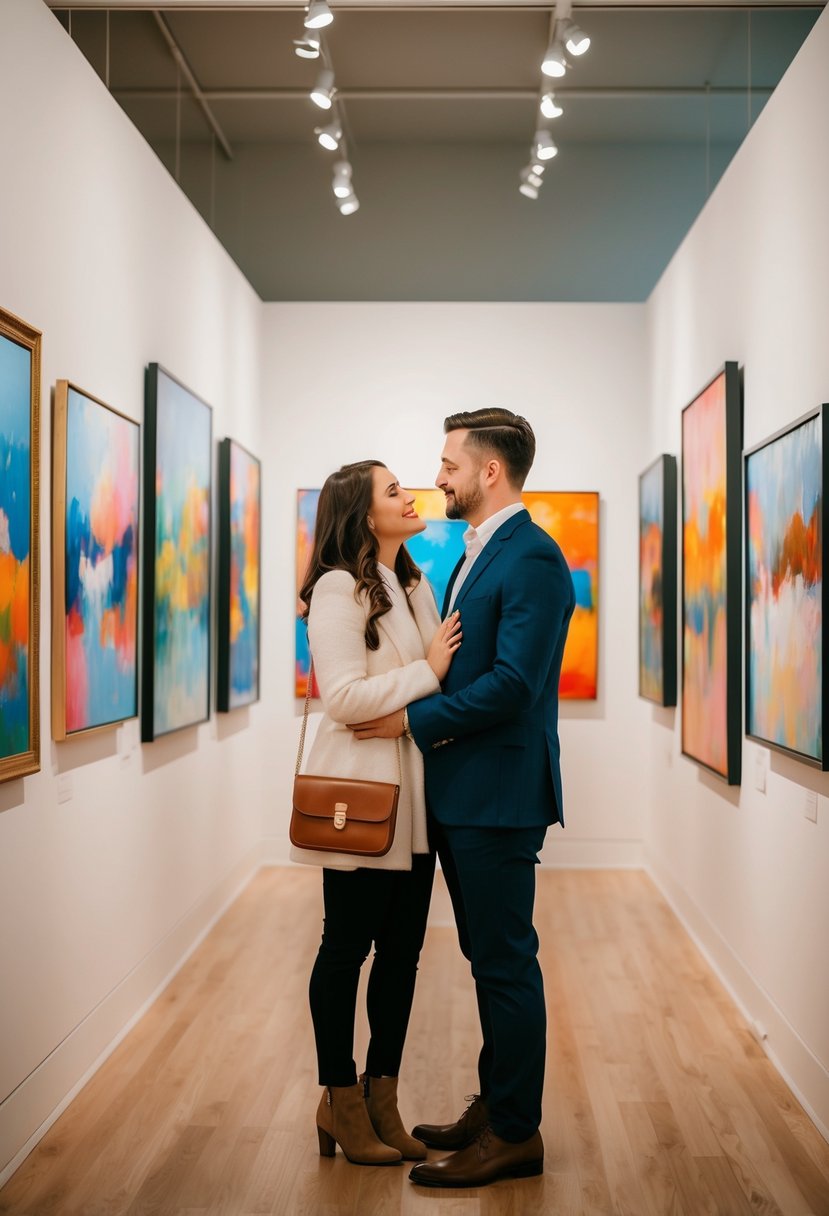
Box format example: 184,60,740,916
463,501,525,553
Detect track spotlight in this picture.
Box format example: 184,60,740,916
310,68,335,110
332,160,353,198
560,18,590,56
533,130,558,161
293,31,321,59
315,121,342,151
519,180,539,200
521,166,544,190
532,162,546,176
304,0,333,30
338,192,360,215
540,92,563,120
541,37,567,79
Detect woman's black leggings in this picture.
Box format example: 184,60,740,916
309,852,436,1086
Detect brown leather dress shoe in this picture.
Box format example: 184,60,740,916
411,1094,489,1150
408,1126,544,1188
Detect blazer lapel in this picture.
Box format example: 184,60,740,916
377,609,415,667
453,509,530,607
441,555,466,620
412,580,441,654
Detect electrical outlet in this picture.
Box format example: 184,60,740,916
753,747,768,794
804,790,818,823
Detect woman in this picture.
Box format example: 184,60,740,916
294,460,462,1167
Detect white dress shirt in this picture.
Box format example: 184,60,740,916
446,501,526,613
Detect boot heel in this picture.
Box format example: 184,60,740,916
317,1126,336,1157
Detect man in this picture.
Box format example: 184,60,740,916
350,408,575,1188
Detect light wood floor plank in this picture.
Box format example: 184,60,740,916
2,868,828,1216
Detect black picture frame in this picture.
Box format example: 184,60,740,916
745,404,828,770
141,364,213,742
638,453,678,707
217,437,262,712
681,361,743,784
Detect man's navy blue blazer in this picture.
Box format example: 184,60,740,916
407,508,576,830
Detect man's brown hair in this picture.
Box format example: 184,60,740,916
444,407,536,488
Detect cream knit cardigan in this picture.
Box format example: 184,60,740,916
290,568,441,871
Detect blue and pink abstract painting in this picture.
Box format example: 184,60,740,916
59,386,139,735
746,410,823,765
0,331,32,761
143,366,211,739
218,440,261,710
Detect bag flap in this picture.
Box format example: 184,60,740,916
293,774,399,824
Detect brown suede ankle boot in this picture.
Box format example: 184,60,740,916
361,1074,427,1160
316,1084,403,1165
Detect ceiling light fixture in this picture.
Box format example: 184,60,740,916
541,37,567,79
519,179,539,200
560,18,590,56
332,160,353,198
534,129,558,161
315,121,342,151
304,0,333,30
338,192,360,216
293,31,321,59
521,166,544,190
540,92,563,120
310,68,335,110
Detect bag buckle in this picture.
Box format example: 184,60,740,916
334,803,348,830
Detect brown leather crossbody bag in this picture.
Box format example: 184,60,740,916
290,660,401,858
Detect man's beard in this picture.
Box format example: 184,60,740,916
445,481,484,521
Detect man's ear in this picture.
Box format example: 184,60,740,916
483,459,501,487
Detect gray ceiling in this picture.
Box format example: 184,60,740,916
48,2,823,301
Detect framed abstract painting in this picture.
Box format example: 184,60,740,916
295,487,599,701
0,307,41,783
524,491,599,700
681,362,743,784
217,438,261,711
639,454,677,706
745,406,826,768
141,365,212,742
52,382,140,739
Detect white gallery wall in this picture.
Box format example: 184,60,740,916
644,7,829,1136
0,0,267,1182
258,301,650,871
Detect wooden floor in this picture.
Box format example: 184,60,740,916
2,868,828,1216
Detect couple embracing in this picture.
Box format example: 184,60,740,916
292,407,575,1189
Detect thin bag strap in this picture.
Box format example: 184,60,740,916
295,657,403,785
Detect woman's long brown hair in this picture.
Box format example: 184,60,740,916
299,461,422,650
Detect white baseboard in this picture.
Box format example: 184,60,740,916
539,837,643,868
0,843,263,1188
261,835,644,870
646,849,829,1145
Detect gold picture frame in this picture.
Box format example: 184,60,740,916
0,305,41,783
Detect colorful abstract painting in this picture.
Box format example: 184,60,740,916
52,384,139,739
296,487,598,700
0,309,40,783
217,439,261,711
141,365,211,741
639,455,677,706
746,408,825,767
681,364,742,783
524,492,599,700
